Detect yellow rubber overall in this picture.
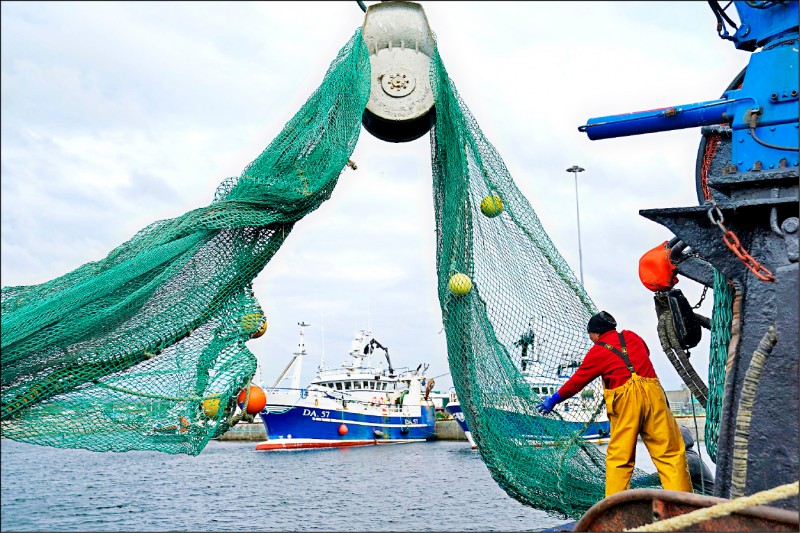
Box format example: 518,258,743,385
603,373,692,496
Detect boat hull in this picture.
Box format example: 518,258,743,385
446,401,611,446
257,404,436,451
444,403,477,449
485,406,611,444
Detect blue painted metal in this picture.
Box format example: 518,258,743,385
727,1,799,51
578,99,733,140
259,404,436,444
579,2,798,169
445,400,609,446
484,407,611,442
726,41,799,172
444,401,471,435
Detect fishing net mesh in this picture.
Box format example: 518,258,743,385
1,29,371,455
428,44,660,519
3,27,732,518
704,269,735,462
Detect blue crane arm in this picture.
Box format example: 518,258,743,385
577,98,736,141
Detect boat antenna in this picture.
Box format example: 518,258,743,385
298,321,310,352
320,314,326,368
256,359,264,385
367,294,371,334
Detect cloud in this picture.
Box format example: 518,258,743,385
2,1,742,392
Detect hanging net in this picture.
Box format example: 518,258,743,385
428,43,659,519
1,29,371,455
704,269,736,462
1,27,666,517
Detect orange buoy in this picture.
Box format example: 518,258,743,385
638,241,678,292
237,385,267,415
338,424,348,436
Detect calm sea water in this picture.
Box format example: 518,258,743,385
1,438,710,532
1,439,563,532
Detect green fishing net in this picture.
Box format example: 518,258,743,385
1,29,371,455
428,43,660,519
2,25,674,517
704,269,735,463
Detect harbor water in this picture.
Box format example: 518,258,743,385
1,438,712,531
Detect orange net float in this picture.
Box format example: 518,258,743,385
338,424,348,435
638,241,678,292
237,385,267,415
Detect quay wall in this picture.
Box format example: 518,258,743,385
673,415,706,442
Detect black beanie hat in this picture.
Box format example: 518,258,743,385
587,311,617,334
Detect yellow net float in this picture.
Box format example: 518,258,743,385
202,395,221,418
448,273,472,296
480,195,503,218
241,313,267,339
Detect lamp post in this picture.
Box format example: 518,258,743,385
566,165,585,286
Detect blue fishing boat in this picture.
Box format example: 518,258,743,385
256,323,437,451
445,349,611,447
444,391,477,449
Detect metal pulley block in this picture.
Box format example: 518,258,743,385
361,1,436,143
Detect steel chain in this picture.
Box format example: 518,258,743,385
707,204,775,282
693,285,709,309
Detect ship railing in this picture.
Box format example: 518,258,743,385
267,387,308,396
265,386,421,414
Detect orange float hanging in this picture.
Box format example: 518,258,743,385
638,241,678,292
338,424,348,436
237,385,267,415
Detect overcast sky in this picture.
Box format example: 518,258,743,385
1,1,748,392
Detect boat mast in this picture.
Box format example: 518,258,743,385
319,315,326,371
289,322,310,390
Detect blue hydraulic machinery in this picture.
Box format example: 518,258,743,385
579,1,798,508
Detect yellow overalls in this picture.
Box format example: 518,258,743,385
601,333,692,497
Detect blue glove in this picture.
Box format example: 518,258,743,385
537,392,562,414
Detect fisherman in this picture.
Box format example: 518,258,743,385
537,311,692,496
680,425,715,496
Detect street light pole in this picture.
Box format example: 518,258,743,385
566,165,585,286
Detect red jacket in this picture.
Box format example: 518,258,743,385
557,329,657,400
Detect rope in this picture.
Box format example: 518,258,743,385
689,392,706,495
654,297,708,407
95,381,207,402
624,481,799,532
725,289,743,374
731,325,777,498
225,375,255,427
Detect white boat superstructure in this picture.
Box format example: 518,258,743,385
266,326,429,411
256,323,437,450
